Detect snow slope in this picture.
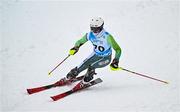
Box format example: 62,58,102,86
1,0,180,112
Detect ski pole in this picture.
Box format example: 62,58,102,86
48,54,71,76
119,67,169,84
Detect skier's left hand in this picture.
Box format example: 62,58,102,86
110,59,120,71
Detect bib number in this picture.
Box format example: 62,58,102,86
93,44,105,52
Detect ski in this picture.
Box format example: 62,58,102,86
27,75,84,94
51,78,103,101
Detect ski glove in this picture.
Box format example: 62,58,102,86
110,59,120,71
69,46,79,55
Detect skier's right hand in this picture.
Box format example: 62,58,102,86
69,46,79,55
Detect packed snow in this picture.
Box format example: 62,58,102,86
1,0,180,112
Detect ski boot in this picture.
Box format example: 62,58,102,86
73,68,96,91
54,67,79,86
66,67,79,80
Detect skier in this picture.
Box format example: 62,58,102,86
58,17,121,89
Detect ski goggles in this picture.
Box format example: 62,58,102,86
90,27,102,33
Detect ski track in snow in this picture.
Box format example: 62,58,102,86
1,0,180,112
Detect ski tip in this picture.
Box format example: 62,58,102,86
27,89,32,95
165,81,169,84
50,96,57,101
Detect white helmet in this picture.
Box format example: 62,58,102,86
90,17,104,33
90,17,104,27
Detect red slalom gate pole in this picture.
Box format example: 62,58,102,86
48,55,70,76
119,67,169,84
